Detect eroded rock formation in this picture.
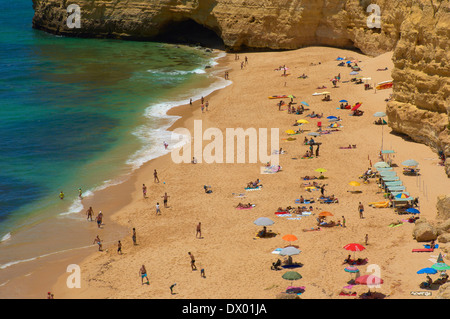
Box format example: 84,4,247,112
31,0,450,175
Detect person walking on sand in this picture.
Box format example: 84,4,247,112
86,206,94,221
342,216,346,228
117,240,122,255
320,184,326,196
189,252,197,270
315,144,320,157
358,202,364,219
196,222,202,238
139,265,149,285
365,234,368,245
95,211,103,228
162,192,169,208
156,202,161,215
205,101,209,111
142,184,147,198
132,228,137,245
93,235,102,251
154,169,159,183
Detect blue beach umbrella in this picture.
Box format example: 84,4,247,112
339,100,348,103
406,208,420,215
346,61,352,64
337,57,344,61
300,101,309,106
350,71,358,75
327,116,338,119
417,268,438,275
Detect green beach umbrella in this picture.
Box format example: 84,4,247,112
373,112,386,117
282,271,302,285
374,162,390,168
431,263,450,272
402,159,419,167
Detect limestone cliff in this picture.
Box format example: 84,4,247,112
32,0,407,55
386,0,450,176
32,0,450,175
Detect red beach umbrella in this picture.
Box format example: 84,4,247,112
344,243,366,259
355,274,383,286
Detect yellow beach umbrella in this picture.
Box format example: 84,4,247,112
349,181,361,187
285,129,296,135
297,119,309,124
315,168,327,173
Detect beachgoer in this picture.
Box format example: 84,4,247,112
59,191,64,200
342,216,346,228
117,240,122,254
188,252,197,270
170,283,177,294
320,185,326,196
142,184,147,198
139,265,149,285
95,211,103,228
201,268,206,278
359,202,364,219
196,222,202,238
205,101,209,111
154,169,159,183
47,292,54,299
78,188,82,199
86,206,94,221
189,98,192,106
156,202,161,215
164,141,168,150
162,192,169,208
132,228,137,245
191,157,197,164
365,234,368,245
315,144,320,157
93,235,102,251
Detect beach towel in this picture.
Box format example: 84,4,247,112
236,205,255,210
424,244,439,249
388,223,403,228
287,217,302,220
245,186,262,191
412,248,434,253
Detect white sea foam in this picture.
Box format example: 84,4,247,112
0,232,11,243
147,67,206,76
126,75,231,170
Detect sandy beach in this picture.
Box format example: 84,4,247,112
7,46,449,299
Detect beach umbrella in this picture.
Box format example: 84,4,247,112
288,95,296,99
373,112,386,117
348,181,361,187
417,268,438,275
406,208,420,215
328,118,339,122
395,193,410,199
345,266,360,274
300,101,309,106
253,217,274,226
351,104,361,111
381,150,395,154
339,100,348,103
344,243,365,260
350,71,359,75
297,119,309,124
355,275,383,288
374,162,390,168
431,263,450,272
327,116,338,119
308,132,320,137
337,57,344,61
321,92,331,95
315,168,327,173
282,271,302,285
344,243,365,252
282,234,298,243
285,129,296,135
319,211,333,217
346,61,352,64
402,159,419,167
437,253,444,263
279,246,301,256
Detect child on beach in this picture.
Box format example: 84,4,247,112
156,202,161,215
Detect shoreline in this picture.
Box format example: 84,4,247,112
3,46,449,299
0,50,232,299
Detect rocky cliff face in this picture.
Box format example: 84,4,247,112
386,0,450,176
32,0,450,175
32,0,408,55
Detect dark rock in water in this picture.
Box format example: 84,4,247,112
205,65,211,69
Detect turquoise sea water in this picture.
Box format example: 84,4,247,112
0,1,229,268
